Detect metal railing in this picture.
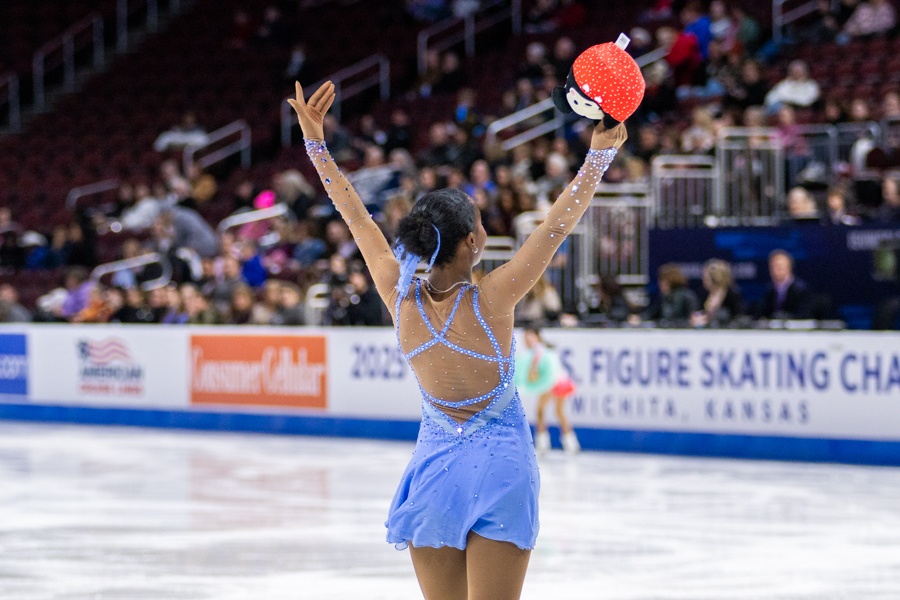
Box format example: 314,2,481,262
184,120,251,173
773,0,839,42
217,203,289,233
67,179,120,211
33,14,105,113
651,155,717,229
91,252,172,291
282,54,390,146
0,74,20,132
716,127,786,226
486,47,669,151
417,0,521,75
580,183,651,294
486,98,559,151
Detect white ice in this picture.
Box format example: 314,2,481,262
1,422,899,599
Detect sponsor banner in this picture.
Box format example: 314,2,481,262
190,334,328,409
0,333,28,396
28,326,189,407
530,329,900,441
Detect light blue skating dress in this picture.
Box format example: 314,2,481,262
385,278,540,551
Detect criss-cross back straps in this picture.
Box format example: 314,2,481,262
405,280,512,364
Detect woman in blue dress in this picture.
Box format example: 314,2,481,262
289,81,626,600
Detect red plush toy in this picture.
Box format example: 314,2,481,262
552,34,646,128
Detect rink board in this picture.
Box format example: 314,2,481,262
1,325,899,465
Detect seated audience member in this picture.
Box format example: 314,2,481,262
658,26,703,90
251,280,282,324
240,239,267,288
733,6,761,53
272,282,305,326
588,275,631,324
524,0,558,33
121,183,164,231
824,187,861,225
186,291,223,325
0,284,31,322
552,36,577,81
187,164,217,205
517,42,549,84
516,275,563,324
111,287,156,324
60,267,94,319
788,186,820,221
758,250,812,319
153,112,208,152
682,2,713,58
765,60,820,112
71,285,113,323
681,107,717,154
275,169,316,220
878,176,900,223
293,220,327,267
843,0,896,37
640,263,699,324
147,287,168,322
165,206,219,258
432,52,465,95
384,109,413,153
347,267,384,326
325,220,360,260
161,284,188,324
723,60,769,112
692,259,744,327
347,145,401,209
65,218,98,269
229,284,254,325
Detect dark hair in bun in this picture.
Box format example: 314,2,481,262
395,188,476,268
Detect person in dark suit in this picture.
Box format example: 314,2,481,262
759,249,812,319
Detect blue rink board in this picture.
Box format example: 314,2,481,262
1,403,898,467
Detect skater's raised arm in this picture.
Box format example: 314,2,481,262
288,81,400,307
479,122,627,313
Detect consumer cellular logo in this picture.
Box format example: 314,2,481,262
0,334,28,396
190,335,327,409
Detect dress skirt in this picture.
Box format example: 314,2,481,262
385,384,540,551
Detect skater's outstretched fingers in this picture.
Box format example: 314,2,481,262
286,81,335,141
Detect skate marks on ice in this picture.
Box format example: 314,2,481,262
0,423,899,599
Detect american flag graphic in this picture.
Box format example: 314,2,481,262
78,339,133,365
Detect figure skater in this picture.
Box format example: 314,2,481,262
288,80,625,600
517,326,580,455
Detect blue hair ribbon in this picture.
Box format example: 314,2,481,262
395,224,441,299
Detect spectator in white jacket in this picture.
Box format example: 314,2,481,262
764,60,820,113
121,183,165,231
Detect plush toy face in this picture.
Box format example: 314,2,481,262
566,84,605,119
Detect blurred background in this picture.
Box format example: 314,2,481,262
0,0,898,331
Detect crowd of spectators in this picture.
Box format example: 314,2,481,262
3,0,900,329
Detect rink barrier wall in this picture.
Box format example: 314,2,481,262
1,324,900,466
1,403,899,466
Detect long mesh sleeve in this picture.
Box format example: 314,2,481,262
479,148,617,315
305,139,400,312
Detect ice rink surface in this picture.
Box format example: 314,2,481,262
1,422,899,600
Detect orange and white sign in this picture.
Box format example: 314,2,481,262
190,335,327,409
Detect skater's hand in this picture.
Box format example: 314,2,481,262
591,122,627,151
287,81,335,142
